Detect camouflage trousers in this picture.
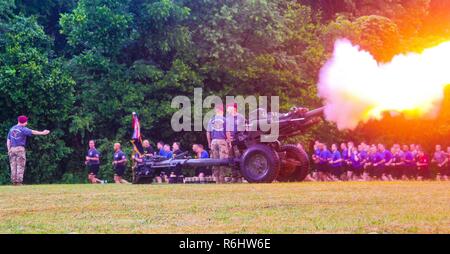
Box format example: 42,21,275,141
229,144,242,179
9,146,26,184
211,139,229,183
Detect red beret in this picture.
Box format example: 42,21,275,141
18,115,28,124
226,103,238,110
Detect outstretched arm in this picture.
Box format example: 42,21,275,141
31,130,50,136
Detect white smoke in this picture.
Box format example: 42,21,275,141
318,39,450,130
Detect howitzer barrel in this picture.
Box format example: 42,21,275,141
304,106,325,119
144,158,235,169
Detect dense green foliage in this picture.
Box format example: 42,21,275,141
1,0,449,184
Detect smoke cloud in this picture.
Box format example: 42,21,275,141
318,39,450,130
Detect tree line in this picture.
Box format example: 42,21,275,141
1,0,449,184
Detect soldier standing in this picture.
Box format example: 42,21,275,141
207,104,231,184
6,115,50,185
226,103,245,183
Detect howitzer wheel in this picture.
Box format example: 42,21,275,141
277,144,310,182
240,144,280,183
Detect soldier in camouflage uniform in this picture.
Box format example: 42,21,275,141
226,103,246,182
207,104,231,184
6,116,50,185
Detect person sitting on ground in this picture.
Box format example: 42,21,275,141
142,140,154,157
157,144,173,183
168,142,184,181
163,144,173,159
192,144,211,178
172,142,183,157
156,141,166,157
133,140,154,164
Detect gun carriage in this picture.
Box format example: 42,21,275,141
133,107,324,184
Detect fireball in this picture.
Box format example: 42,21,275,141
318,39,450,129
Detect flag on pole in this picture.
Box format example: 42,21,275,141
131,112,144,155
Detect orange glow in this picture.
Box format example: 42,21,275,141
318,39,450,129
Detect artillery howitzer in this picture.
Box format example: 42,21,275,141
133,106,324,184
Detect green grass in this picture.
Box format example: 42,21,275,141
0,181,449,233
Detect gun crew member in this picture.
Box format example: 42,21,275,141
226,103,245,183
207,104,231,184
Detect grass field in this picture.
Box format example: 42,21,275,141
0,181,449,233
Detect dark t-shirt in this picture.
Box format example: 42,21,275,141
374,152,385,166
392,152,402,164
135,147,154,165
381,150,393,165
87,148,100,165
369,153,377,163
114,150,127,168
350,152,362,169
319,150,331,164
173,149,183,157
341,149,349,160
403,151,416,166
433,151,446,164
143,146,154,156
7,125,33,147
359,151,368,162
330,150,342,168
